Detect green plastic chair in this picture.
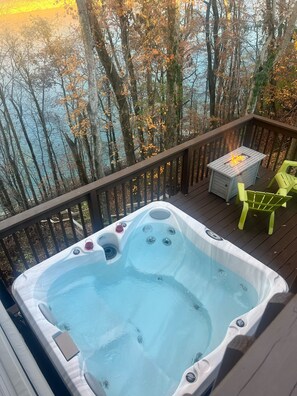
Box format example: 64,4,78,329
268,160,297,195
237,183,292,235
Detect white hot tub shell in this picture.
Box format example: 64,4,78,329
12,202,288,396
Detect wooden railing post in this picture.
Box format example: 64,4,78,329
242,118,255,148
88,190,104,232
181,147,193,195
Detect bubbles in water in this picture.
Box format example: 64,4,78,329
162,237,172,246
143,225,153,233
146,236,156,244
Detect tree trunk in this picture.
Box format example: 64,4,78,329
76,0,105,179
165,0,183,149
83,0,136,166
118,1,145,159
0,118,29,210
10,98,48,201
0,87,39,205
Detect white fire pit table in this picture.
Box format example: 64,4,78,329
207,146,266,202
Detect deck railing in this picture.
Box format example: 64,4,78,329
1,114,297,287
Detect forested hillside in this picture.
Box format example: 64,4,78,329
0,0,296,218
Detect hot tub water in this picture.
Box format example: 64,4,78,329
44,222,257,396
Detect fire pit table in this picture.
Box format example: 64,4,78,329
207,146,266,202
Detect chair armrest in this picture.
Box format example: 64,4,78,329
237,183,247,202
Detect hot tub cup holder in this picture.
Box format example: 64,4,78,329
84,239,94,251
115,223,124,233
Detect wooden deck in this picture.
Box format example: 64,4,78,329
210,293,297,396
168,166,297,288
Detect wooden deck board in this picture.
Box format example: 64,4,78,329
168,167,297,286
211,294,297,396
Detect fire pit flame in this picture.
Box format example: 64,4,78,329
225,153,250,167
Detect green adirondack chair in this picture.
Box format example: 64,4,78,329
268,160,297,195
237,183,292,235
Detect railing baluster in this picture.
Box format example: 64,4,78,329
144,172,148,204
24,228,39,263
113,187,120,220
265,131,277,168
169,161,173,197
150,170,154,202
273,135,286,171
136,176,141,208
67,209,78,242
196,146,202,183
174,157,180,194
12,233,29,269
122,183,127,216
46,218,60,253
129,180,134,212
157,166,161,199
257,128,269,153
57,213,69,248
88,190,104,232
190,149,196,187
105,191,112,224
1,239,17,276
284,137,292,161
181,148,190,194
162,163,167,200
77,203,88,238
35,223,50,258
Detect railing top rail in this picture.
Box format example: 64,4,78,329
252,115,297,137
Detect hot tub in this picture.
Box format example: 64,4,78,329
12,202,288,396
